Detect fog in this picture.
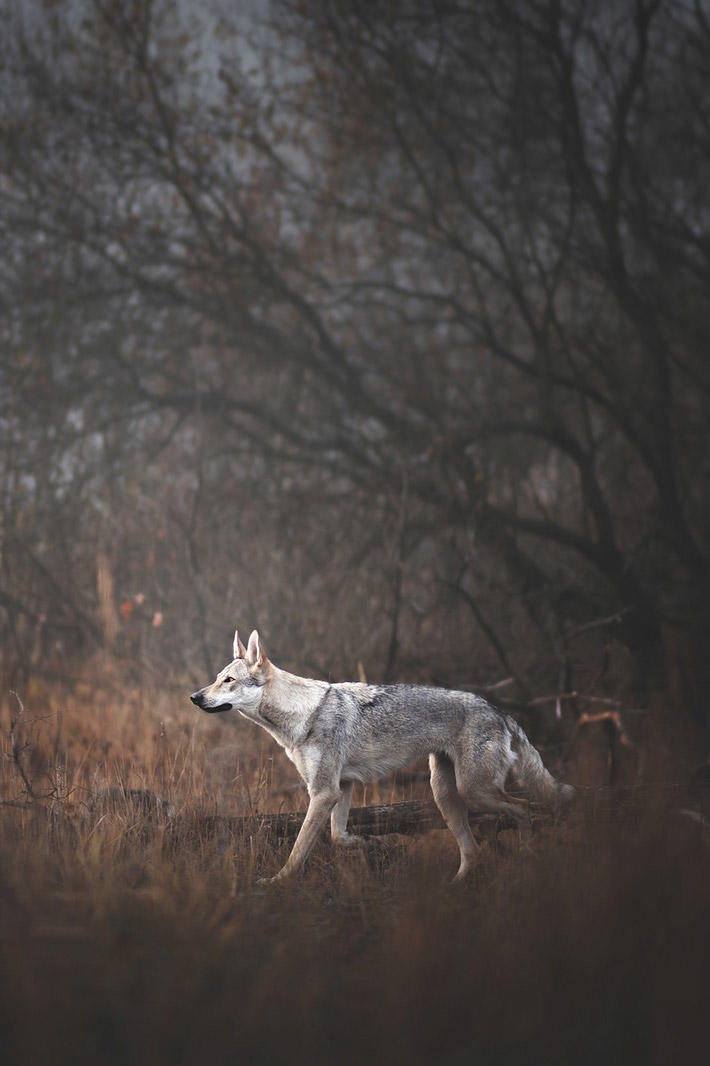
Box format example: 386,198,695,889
1,0,708,740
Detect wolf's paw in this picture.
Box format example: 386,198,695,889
451,863,474,885
256,871,289,886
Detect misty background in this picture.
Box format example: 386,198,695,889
1,0,709,742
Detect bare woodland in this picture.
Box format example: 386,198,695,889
1,6,710,1065
1,0,709,730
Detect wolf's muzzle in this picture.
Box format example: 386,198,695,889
190,692,233,713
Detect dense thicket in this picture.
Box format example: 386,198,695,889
1,0,708,729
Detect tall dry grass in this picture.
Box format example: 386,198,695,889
0,677,707,1066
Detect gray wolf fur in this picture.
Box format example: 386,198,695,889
190,629,574,883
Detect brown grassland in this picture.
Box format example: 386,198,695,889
1,673,708,1066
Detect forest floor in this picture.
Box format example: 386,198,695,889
0,675,708,1066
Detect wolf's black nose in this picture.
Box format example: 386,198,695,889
190,692,202,706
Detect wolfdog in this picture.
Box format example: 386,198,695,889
190,630,574,883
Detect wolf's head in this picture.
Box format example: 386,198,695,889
190,629,269,714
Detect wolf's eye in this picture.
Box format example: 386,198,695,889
223,676,235,684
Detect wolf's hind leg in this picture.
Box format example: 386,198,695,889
460,783,532,845
429,753,479,882
455,737,533,846
330,780,364,846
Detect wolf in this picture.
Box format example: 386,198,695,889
190,629,574,883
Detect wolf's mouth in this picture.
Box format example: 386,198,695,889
204,702,233,714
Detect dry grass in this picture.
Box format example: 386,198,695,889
0,676,708,1066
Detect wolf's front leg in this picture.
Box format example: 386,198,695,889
259,788,340,883
330,780,365,846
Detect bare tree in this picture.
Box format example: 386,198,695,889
1,0,708,724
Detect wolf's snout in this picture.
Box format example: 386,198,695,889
190,691,204,707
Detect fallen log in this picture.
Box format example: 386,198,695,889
181,786,691,844
212,801,443,839
93,783,701,848
89,789,512,841
182,801,519,845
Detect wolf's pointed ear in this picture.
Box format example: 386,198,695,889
246,629,267,668
233,629,247,660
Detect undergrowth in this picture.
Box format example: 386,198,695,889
0,680,707,1066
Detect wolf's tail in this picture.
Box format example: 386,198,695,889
513,730,575,807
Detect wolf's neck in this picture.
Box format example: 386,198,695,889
257,665,328,744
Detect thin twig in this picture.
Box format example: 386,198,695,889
480,677,516,692
564,609,630,641
8,691,37,800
